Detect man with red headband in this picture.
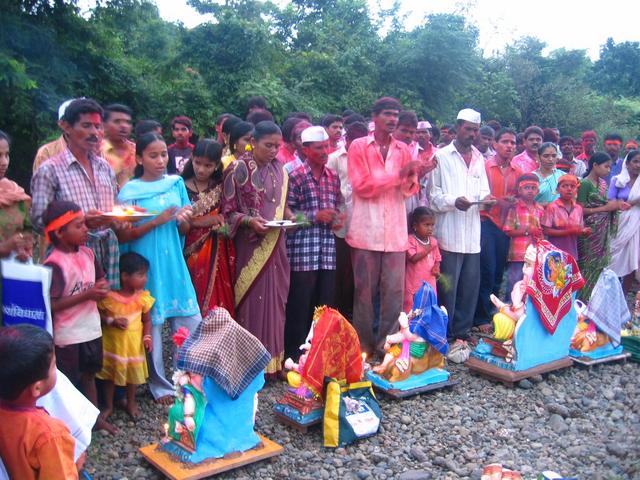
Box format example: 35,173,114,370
576,130,597,166
603,133,624,183
30,98,120,287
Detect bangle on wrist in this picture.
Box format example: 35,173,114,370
143,334,152,340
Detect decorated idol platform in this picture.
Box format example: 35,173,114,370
139,307,283,480
466,241,581,386
569,269,631,367
365,282,457,398
273,307,382,438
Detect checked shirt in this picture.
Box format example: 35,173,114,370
286,162,343,272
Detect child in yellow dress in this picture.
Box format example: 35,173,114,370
97,253,154,419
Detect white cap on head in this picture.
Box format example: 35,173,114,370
456,108,481,124
58,99,75,121
300,126,329,144
417,121,432,130
58,97,87,121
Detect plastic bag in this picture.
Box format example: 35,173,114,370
323,379,382,448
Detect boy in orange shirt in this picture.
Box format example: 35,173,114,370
0,324,80,479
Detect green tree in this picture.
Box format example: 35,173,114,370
592,38,640,98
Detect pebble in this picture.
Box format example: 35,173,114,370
518,379,533,389
606,443,627,458
545,402,570,418
398,470,432,480
548,413,569,433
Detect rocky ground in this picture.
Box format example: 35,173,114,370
85,359,640,480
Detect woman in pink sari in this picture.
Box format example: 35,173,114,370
222,121,294,375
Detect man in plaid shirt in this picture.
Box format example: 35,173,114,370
30,98,120,288
284,126,344,360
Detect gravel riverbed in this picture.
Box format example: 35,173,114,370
85,360,639,479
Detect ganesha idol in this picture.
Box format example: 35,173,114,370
275,306,363,426
569,269,630,360
161,307,270,464
470,241,584,372
366,281,451,392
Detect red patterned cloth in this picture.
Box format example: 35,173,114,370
301,307,363,396
525,240,585,334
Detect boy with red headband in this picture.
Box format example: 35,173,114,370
542,175,591,260
42,200,113,433
503,173,545,293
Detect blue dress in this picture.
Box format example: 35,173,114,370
118,176,199,325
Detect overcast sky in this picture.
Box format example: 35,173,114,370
83,0,639,60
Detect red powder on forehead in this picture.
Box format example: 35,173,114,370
85,113,102,123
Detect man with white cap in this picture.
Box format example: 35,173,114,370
430,108,492,361
285,125,344,359
416,120,436,163
405,120,438,214
347,96,419,359
32,99,76,172
31,98,120,289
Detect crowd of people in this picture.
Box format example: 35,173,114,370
0,94,639,478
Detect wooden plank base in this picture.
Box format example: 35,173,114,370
372,378,458,399
273,411,322,433
465,356,573,387
139,434,283,480
571,352,631,369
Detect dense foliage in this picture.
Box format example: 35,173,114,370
2,0,640,186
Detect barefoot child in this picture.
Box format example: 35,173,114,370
404,207,441,311
503,173,545,293
542,174,591,259
96,252,154,420
0,325,81,479
42,200,114,433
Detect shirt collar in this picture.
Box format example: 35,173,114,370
62,147,102,170
366,133,403,150
302,161,328,179
102,138,114,153
445,142,482,161
553,197,577,209
486,155,516,169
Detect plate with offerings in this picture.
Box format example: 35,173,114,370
101,206,156,221
264,220,303,228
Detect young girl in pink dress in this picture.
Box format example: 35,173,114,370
404,207,442,311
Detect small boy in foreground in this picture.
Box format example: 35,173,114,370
0,324,80,479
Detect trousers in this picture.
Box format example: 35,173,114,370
351,248,405,357
148,313,202,400
284,269,336,360
474,220,510,326
437,249,480,341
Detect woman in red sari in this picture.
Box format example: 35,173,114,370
182,140,235,316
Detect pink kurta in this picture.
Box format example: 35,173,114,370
347,135,418,252
403,235,441,311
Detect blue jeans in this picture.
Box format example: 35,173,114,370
474,220,510,326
